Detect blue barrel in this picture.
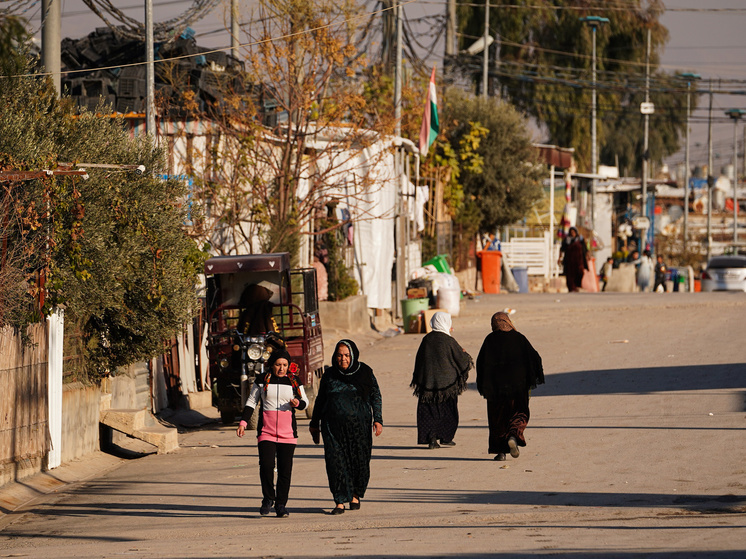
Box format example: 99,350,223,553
512,267,529,293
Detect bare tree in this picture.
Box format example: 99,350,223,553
185,0,395,261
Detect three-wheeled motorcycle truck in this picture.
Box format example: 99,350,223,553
204,253,324,425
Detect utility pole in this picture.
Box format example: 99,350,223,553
231,0,239,54
394,0,402,136
579,15,609,232
707,81,713,262
145,0,156,138
445,0,456,59
681,72,700,254
725,108,745,243
394,0,405,319
41,0,61,96
481,0,489,98
642,27,651,220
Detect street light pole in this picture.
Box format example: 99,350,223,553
681,72,700,253
642,28,651,221
482,0,490,98
579,16,609,233
725,108,745,243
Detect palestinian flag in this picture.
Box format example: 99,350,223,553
418,66,439,157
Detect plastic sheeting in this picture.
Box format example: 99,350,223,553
311,138,402,310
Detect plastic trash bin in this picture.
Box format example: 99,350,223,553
670,268,680,292
401,298,429,333
512,267,529,293
477,251,502,294
422,255,452,274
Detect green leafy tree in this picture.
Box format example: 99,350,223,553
442,89,544,232
457,0,686,174
0,61,202,380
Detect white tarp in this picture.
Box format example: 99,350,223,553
314,138,398,309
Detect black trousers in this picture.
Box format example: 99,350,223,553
258,440,296,507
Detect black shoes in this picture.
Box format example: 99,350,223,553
494,453,507,461
349,500,361,510
508,437,520,458
428,436,440,449
275,505,289,518
331,505,345,515
260,499,274,516
440,440,456,446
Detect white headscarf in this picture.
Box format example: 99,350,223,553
430,311,452,336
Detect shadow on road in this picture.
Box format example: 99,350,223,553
528,363,743,398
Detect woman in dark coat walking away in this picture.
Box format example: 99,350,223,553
410,312,472,449
559,226,588,292
476,312,544,461
309,339,383,515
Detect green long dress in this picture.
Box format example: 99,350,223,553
311,358,383,505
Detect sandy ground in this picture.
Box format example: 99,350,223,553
0,292,744,558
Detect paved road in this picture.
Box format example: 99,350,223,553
1,292,744,558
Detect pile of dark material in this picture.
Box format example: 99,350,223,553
58,26,249,117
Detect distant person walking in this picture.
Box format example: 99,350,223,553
654,255,668,292
600,257,614,291
636,249,654,292
476,312,545,461
559,227,588,292
310,340,383,515
236,349,308,518
410,312,472,449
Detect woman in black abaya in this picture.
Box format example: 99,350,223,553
309,339,383,514
476,312,544,461
410,312,472,449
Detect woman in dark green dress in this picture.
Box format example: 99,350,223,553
310,339,383,515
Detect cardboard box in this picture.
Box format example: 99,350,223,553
423,308,446,332
406,287,428,299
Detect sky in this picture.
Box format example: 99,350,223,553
18,0,746,176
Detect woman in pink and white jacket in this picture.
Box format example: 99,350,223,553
236,348,308,518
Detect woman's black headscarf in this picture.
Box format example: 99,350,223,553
328,339,375,400
267,348,291,372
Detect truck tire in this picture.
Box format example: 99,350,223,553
220,409,235,425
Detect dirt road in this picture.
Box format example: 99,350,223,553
1,292,744,558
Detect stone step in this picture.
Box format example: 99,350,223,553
100,408,147,432
100,408,178,454
133,424,179,454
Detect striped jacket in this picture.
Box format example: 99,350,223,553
242,374,308,444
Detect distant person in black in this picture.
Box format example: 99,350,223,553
559,227,588,292
654,255,668,292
